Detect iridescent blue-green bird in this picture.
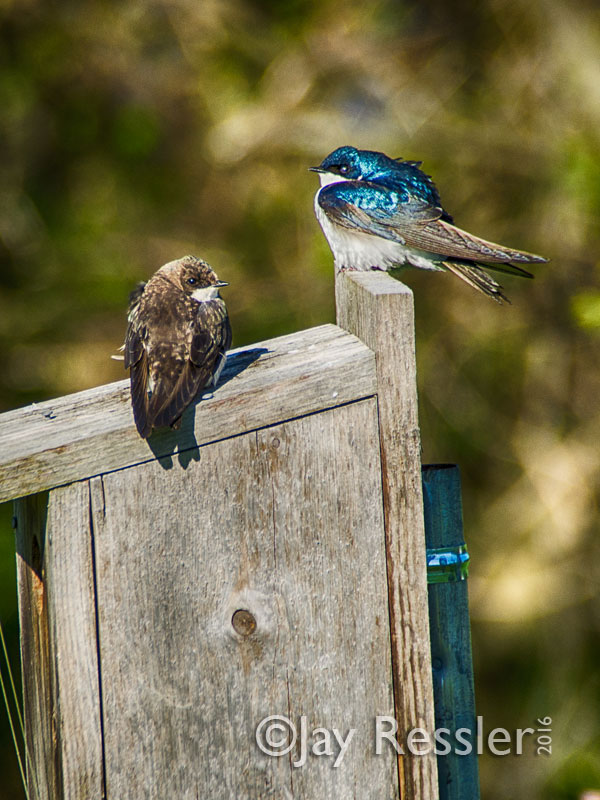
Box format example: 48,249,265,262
310,146,547,303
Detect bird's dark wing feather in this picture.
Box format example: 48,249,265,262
127,281,146,315
318,181,444,243
149,359,209,430
189,304,230,368
401,219,548,265
149,301,230,430
124,323,152,438
207,314,232,389
221,314,233,355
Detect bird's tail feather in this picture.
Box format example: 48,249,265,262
478,261,534,279
442,260,510,304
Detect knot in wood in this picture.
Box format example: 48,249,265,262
231,608,257,637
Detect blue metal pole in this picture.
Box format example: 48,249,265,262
423,464,480,800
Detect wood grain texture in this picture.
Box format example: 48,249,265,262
15,492,56,800
335,271,438,800
91,400,397,800
15,484,104,800
44,481,104,800
0,324,376,503
423,465,480,800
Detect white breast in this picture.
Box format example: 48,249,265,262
314,186,441,273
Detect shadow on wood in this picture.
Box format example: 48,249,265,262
145,346,268,470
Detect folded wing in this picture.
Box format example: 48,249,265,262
318,182,547,266
124,321,152,439
149,303,231,431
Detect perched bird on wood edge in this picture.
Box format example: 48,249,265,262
123,255,231,438
310,145,548,303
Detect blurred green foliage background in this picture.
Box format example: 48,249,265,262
1,1,599,798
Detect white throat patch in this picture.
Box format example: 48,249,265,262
191,286,220,302
318,173,355,188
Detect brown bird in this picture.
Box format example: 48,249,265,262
124,255,231,438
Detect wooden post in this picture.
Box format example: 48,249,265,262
335,272,438,800
423,464,480,800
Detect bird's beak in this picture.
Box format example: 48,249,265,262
216,280,229,287
308,166,325,173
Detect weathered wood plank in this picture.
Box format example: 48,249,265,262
15,492,56,800
91,399,397,800
45,481,104,800
335,271,438,800
423,465,480,800
0,324,376,503
15,484,104,800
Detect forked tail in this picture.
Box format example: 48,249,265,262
442,260,511,304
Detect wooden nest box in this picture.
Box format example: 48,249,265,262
1,273,478,800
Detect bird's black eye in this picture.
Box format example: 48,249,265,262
339,164,349,174
187,277,197,286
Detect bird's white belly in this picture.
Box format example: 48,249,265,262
314,194,440,272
